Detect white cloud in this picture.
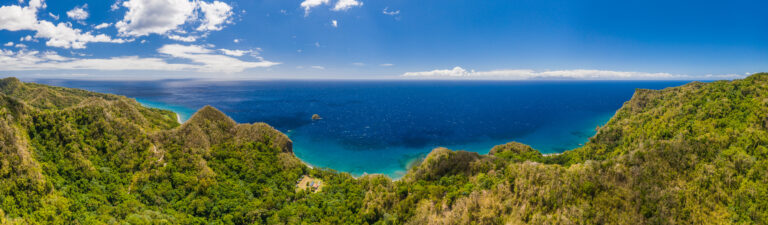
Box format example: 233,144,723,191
115,0,234,42
314,41,320,47
94,22,111,29
116,0,197,36
66,4,88,21
197,1,233,31
4,42,13,47
28,0,45,9
157,44,278,72
300,0,329,16
0,44,279,73
218,49,252,57
167,34,197,42
20,35,33,41
331,20,338,27
110,0,121,11
352,62,364,66
233,38,240,43
0,0,127,49
35,20,128,48
402,67,747,80
0,2,40,31
380,63,394,67
332,0,362,11
47,12,58,20
311,65,325,70
15,43,27,48
382,7,399,16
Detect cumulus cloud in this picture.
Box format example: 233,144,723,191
0,2,41,31
35,20,128,48
66,4,88,20
332,0,362,11
300,0,329,16
0,44,279,73
402,67,745,80
115,0,234,42
197,1,233,31
331,20,338,27
115,0,197,36
0,0,127,49
4,42,13,47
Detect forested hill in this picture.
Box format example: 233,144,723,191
1,74,767,224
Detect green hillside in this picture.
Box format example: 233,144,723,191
0,74,766,224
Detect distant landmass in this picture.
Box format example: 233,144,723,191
1,74,767,224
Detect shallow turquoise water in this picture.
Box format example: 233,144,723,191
135,98,195,123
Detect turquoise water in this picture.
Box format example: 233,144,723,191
289,110,617,177
135,98,195,123
33,79,688,179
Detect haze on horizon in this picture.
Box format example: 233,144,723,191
0,0,765,80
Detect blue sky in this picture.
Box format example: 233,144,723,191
0,0,766,80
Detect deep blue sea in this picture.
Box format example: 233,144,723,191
32,79,688,178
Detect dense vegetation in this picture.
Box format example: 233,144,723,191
0,74,767,224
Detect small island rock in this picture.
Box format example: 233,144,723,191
311,114,322,120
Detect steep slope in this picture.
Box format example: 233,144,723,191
400,73,768,224
0,74,767,224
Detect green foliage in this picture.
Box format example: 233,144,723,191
2,74,768,224
489,141,543,163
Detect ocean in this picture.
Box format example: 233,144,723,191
32,79,688,179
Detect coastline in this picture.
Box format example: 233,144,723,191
134,98,192,124
136,99,597,181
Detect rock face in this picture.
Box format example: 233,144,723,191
312,114,322,120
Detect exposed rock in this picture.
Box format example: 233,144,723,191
312,114,322,120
